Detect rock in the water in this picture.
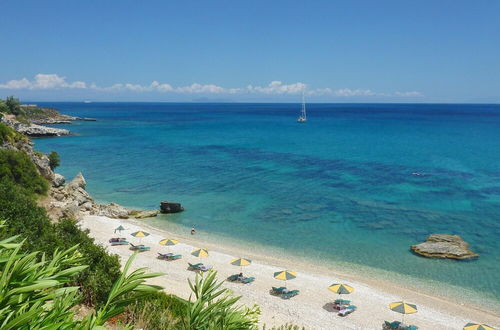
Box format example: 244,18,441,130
411,234,479,260
97,203,130,219
53,173,65,187
160,201,184,213
134,210,160,219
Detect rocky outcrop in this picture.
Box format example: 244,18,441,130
411,234,479,260
134,210,160,219
96,203,130,219
53,173,65,187
160,201,184,213
1,114,70,137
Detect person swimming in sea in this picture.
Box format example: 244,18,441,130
191,226,196,235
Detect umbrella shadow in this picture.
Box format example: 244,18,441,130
323,302,337,313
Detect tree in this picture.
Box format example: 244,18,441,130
5,96,21,115
49,151,61,169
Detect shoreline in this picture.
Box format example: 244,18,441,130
80,215,500,329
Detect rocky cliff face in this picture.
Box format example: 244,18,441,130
1,114,70,137
1,113,158,222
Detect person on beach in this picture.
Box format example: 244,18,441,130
191,226,196,235
238,272,244,280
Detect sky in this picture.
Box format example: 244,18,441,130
0,0,499,103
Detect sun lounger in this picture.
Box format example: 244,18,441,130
110,239,129,246
334,299,351,305
109,237,127,243
129,243,150,252
227,274,240,281
338,305,356,316
270,287,287,295
241,276,255,284
188,263,203,271
281,289,300,299
383,321,402,329
403,326,418,330
158,252,182,260
199,265,212,272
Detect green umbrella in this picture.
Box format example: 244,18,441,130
114,225,125,234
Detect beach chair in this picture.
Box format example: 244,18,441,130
157,252,174,260
241,276,255,284
110,239,129,246
403,326,418,330
227,274,240,282
383,321,401,329
168,254,182,260
270,287,287,295
109,237,127,243
129,243,150,252
199,265,212,272
338,305,356,317
282,289,300,299
188,263,203,271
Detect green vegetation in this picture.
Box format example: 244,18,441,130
0,225,163,329
0,149,48,195
0,123,26,144
0,96,21,115
125,292,187,329
49,151,61,169
0,180,121,306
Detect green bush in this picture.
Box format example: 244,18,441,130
4,96,21,115
0,180,121,306
0,149,48,194
125,292,187,329
0,123,26,144
48,151,60,169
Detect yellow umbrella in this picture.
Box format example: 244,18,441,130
230,258,252,272
274,270,297,287
328,283,354,295
159,239,179,246
464,323,495,330
389,301,417,324
130,230,150,243
191,248,209,258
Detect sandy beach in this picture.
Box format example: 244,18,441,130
80,215,499,329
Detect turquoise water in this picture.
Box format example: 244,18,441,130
34,102,500,307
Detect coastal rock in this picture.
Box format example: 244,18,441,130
68,172,86,190
411,234,479,260
134,210,160,219
53,173,65,187
15,123,70,137
160,201,184,213
97,203,130,219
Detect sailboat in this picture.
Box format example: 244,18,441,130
297,93,307,123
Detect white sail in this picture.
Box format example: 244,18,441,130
297,92,307,123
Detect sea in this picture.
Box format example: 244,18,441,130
34,102,500,310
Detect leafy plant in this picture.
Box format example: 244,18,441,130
184,270,260,330
125,292,187,329
48,151,60,169
0,222,164,329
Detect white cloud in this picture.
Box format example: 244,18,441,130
0,73,423,98
0,74,86,89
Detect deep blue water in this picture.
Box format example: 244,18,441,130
34,102,500,307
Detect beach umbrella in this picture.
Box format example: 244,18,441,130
464,323,495,330
114,225,125,234
274,270,297,287
159,238,179,253
389,301,417,325
191,248,209,258
328,283,354,296
131,230,150,244
159,239,179,246
230,258,252,272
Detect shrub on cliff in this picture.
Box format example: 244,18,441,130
125,292,187,329
0,149,48,195
0,180,121,306
48,151,60,169
0,123,26,144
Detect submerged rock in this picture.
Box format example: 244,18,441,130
411,234,479,260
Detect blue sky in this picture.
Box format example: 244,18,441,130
0,0,499,102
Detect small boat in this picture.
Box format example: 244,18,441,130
83,100,92,104
297,93,307,123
